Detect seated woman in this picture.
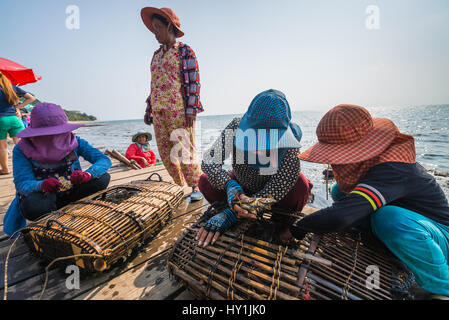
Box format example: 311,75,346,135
125,132,156,168
196,89,313,247
3,103,112,236
284,104,449,298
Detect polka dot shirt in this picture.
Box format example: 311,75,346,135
201,118,302,201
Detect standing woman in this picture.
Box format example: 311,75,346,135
141,7,203,201
0,72,35,174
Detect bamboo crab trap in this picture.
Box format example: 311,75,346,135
167,206,415,300
20,173,184,273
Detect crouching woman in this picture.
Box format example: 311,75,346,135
196,89,313,247
284,104,449,298
3,103,112,236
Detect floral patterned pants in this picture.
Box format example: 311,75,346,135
153,109,202,188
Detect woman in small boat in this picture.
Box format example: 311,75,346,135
141,7,203,201
283,104,449,298
0,71,35,175
196,89,313,247
125,132,156,168
3,103,112,236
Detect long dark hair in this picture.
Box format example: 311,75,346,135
151,14,179,37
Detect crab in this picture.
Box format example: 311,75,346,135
233,194,277,218
57,175,73,192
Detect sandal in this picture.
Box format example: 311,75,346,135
0,171,11,175
190,190,203,202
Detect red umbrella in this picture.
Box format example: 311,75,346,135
0,57,42,86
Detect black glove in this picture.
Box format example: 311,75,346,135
144,99,153,125
289,219,307,241
144,113,153,125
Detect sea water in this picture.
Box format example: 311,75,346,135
75,105,449,208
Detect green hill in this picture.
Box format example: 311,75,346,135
27,99,97,121
64,110,97,121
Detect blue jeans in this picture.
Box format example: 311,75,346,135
371,206,449,295
19,173,111,221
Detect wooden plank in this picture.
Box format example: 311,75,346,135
174,288,196,300
74,200,208,300
0,237,29,260
0,249,46,290
75,253,182,300
0,231,9,242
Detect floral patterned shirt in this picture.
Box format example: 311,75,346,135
149,42,203,115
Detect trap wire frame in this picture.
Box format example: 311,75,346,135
20,173,184,273
168,206,415,300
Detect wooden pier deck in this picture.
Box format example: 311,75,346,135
0,153,317,301
0,156,208,300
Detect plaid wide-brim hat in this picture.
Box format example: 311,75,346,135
141,7,185,38
132,132,152,143
234,89,302,152
298,104,398,164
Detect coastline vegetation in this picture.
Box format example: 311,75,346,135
27,98,97,121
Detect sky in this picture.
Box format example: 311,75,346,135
1,0,449,121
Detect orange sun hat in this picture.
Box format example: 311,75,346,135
140,7,185,38
298,104,399,164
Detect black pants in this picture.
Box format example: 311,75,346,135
19,173,111,221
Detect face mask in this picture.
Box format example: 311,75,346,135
243,148,288,172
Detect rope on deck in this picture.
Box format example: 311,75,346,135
39,253,104,300
3,230,24,301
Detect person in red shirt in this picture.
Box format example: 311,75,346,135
125,132,156,168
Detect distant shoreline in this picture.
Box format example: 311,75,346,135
71,120,100,123
71,120,105,127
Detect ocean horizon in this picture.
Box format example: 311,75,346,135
75,104,449,208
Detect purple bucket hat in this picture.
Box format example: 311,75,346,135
17,103,84,138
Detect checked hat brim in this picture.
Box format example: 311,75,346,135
132,132,153,143
298,118,398,164
141,7,185,38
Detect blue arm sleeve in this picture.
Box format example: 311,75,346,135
226,179,244,209
331,184,347,202
76,137,111,178
12,146,43,194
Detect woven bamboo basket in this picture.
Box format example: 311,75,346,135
20,173,184,272
168,206,415,300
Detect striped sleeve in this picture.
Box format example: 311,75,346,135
179,44,203,114
350,183,387,211
289,163,409,236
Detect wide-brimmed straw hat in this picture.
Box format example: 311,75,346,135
140,7,184,38
132,132,152,143
234,89,302,152
298,104,398,164
17,103,84,138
